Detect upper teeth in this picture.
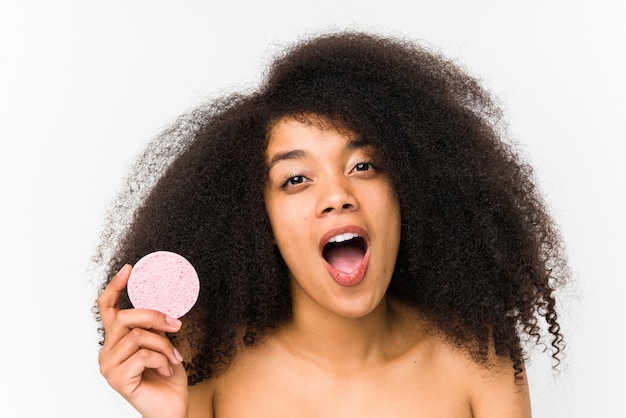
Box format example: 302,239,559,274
328,232,359,243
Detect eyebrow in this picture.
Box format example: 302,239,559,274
267,140,368,169
267,149,307,169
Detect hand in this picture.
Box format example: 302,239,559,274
97,264,189,418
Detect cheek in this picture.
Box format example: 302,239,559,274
266,204,315,276
265,199,302,247
264,191,283,232
380,193,402,246
385,185,401,222
371,186,401,220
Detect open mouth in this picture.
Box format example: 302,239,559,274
322,232,368,274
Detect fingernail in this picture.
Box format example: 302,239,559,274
116,264,130,276
173,347,184,362
166,315,182,328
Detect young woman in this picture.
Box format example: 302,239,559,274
95,32,567,417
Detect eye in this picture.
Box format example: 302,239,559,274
351,161,376,173
280,174,307,189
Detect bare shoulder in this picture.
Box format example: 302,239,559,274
188,377,215,418
188,336,288,417
186,335,277,417
433,339,531,418
394,304,531,418
467,356,531,418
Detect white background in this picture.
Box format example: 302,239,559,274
1,1,624,416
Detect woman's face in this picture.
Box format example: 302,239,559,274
264,116,401,319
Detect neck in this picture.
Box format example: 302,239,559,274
282,293,403,373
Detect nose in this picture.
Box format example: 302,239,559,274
316,175,359,216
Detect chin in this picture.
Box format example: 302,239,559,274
327,291,388,320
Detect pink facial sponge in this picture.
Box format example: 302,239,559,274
127,251,200,319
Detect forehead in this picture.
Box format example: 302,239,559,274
266,115,359,152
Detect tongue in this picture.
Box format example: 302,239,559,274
325,245,364,273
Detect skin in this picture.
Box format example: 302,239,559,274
97,264,188,418
263,117,402,321
98,117,532,417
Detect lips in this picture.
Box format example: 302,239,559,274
320,226,370,286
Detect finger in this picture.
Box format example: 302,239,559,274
100,327,183,372
97,264,132,329
104,309,182,346
104,348,174,393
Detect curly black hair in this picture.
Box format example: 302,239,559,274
94,31,568,385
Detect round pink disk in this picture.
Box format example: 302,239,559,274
127,251,200,319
